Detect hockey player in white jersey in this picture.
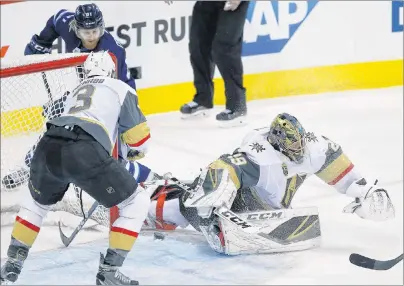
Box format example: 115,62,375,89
146,112,395,255
1,52,152,285
1,3,155,191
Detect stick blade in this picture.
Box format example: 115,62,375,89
58,221,72,247
349,253,376,269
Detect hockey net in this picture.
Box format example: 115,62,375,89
1,53,117,230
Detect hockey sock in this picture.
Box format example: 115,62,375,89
108,187,151,264
11,197,50,248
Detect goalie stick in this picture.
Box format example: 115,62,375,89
349,252,403,270
58,200,99,247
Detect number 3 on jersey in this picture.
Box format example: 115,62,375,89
68,85,95,114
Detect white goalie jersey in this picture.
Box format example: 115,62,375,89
214,127,362,209
182,126,394,255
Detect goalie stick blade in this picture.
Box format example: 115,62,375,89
349,253,404,270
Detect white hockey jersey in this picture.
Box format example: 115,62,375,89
49,76,150,155
212,127,361,209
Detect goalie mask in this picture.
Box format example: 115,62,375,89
268,113,306,164
84,52,116,78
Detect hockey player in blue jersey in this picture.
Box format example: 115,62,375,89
24,3,135,89
1,4,157,190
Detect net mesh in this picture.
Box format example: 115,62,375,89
1,53,112,228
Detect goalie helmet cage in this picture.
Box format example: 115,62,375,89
0,52,119,228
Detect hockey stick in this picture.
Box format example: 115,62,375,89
58,200,99,247
349,253,403,270
41,71,54,102
57,179,185,247
168,177,195,194
57,142,120,247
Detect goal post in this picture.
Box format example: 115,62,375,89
1,52,119,229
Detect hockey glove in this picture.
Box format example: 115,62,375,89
127,149,145,161
24,36,52,55
343,178,395,221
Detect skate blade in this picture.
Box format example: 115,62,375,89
217,116,247,128
180,109,212,120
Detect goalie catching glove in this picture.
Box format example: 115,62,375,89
343,178,395,221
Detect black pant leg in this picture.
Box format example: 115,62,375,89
189,1,219,108
212,1,249,112
63,134,138,208
29,133,70,205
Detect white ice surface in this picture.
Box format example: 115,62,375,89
1,86,403,285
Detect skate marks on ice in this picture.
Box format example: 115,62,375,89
4,229,402,285
4,227,402,285
1,229,298,285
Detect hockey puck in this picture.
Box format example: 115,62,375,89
154,232,166,240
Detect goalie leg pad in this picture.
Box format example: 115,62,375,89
183,167,238,218
179,192,212,232
210,207,322,255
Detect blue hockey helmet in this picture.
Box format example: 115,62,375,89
74,3,104,30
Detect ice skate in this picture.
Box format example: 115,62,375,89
96,253,138,285
0,245,28,284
